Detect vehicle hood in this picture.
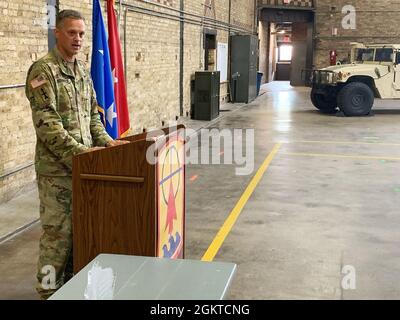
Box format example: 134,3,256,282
322,64,390,78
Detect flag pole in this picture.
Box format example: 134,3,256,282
118,0,122,34
124,7,127,88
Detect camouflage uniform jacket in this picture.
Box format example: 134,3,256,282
26,47,113,176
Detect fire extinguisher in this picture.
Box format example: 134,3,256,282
330,50,337,66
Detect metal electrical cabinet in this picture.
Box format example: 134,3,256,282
230,35,258,103
193,71,220,121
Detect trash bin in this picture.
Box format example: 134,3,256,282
256,72,263,96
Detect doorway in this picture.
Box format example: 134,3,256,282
258,9,314,86
275,23,292,81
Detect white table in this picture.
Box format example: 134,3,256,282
49,254,237,300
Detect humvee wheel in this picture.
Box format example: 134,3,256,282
337,82,374,116
310,88,338,114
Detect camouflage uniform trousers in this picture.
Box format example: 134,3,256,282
36,175,74,299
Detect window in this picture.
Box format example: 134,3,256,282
355,48,374,62
356,48,394,62
375,48,393,62
279,45,292,62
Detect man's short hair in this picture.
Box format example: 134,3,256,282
56,10,85,28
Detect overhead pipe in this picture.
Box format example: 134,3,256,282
254,0,257,34
125,5,250,34
117,0,253,34
118,0,122,33
199,9,203,69
124,7,128,87
227,0,232,100
0,162,34,180
179,0,184,116
0,84,25,90
116,0,254,33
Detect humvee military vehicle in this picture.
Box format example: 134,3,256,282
310,43,400,116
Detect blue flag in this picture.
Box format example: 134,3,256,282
91,0,118,139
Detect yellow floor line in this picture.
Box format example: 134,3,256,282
282,152,400,161
201,143,281,262
287,140,400,147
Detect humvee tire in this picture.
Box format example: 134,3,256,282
337,82,374,116
310,87,338,114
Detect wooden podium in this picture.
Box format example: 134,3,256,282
72,125,186,273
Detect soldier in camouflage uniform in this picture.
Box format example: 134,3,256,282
25,10,128,299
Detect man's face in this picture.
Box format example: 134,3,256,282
55,18,85,59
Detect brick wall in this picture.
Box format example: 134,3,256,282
0,0,255,203
122,0,181,133
0,0,48,203
314,0,400,68
231,0,255,31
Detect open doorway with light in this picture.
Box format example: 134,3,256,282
275,23,292,81
258,9,314,86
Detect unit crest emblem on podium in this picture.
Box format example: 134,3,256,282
157,132,185,259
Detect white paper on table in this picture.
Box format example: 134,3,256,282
84,262,116,300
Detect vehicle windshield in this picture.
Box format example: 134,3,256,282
355,48,393,62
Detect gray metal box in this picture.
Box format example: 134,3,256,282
230,35,258,103
193,71,220,121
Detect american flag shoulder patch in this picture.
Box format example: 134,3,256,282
30,74,48,89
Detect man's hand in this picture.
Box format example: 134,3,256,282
106,140,130,147
81,146,105,153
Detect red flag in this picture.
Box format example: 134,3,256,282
107,0,130,137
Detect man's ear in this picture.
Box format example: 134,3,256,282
54,28,59,41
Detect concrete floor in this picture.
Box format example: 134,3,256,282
2,81,400,299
